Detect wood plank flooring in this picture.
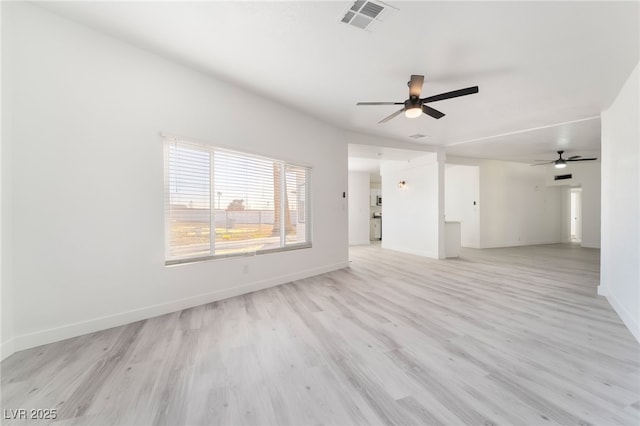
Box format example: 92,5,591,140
2,243,638,425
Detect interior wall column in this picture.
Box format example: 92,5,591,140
437,148,446,259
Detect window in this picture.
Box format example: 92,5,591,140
164,137,311,265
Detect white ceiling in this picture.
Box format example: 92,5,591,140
348,144,434,181
349,144,434,162
36,1,639,163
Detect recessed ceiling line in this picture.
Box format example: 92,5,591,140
445,116,600,147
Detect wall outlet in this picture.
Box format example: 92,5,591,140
243,264,249,274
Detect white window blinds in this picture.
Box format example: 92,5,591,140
164,137,311,264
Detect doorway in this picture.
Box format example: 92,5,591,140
570,188,582,243
347,144,433,248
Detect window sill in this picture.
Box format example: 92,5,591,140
165,243,312,266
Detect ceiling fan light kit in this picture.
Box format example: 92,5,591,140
404,101,422,118
357,74,479,123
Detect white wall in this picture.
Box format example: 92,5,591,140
1,1,15,360
545,162,601,248
1,0,15,360
348,171,370,245
380,153,443,258
445,164,480,248
600,61,639,342
447,156,563,249
2,2,349,358
480,160,562,248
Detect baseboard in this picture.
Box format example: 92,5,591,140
461,242,481,249
380,243,439,259
580,242,601,249
10,261,349,355
600,291,640,343
1,338,15,361
479,239,562,249
349,240,371,246
597,284,608,296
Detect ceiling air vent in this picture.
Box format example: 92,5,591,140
340,0,397,32
409,134,427,139
554,174,573,181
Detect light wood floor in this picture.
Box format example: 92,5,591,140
2,244,639,425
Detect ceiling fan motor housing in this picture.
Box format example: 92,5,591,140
405,97,420,107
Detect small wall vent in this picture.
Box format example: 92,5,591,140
340,0,397,32
554,174,573,181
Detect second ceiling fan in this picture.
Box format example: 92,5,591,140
357,74,479,123
531,151,598,169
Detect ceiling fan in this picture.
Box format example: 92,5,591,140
356,74,479,123
531,150,598,169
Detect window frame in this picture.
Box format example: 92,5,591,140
163,136,312,266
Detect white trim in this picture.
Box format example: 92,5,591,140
580,242,601,249
381,243,439,259
597,284,608,297
598,288,640,343
349,240,371,246
10,261,349,354
446,116,600,147
478,239,563,249
1,338,15,361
